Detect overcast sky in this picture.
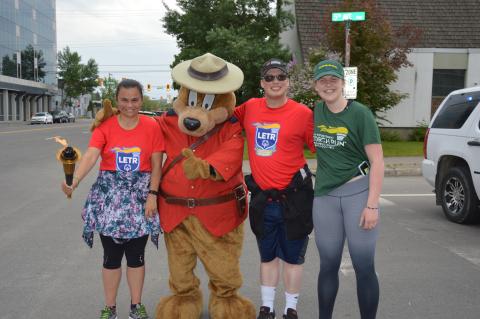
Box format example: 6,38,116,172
56,0,179,100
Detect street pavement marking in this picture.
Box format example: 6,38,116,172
450,248,480,268
0,124,89,134
379,197,396,206
405,227,480,268
340,252,354,276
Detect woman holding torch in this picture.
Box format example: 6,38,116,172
61,79,164,319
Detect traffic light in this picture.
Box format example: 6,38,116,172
147,84,151,91
166,83,170,91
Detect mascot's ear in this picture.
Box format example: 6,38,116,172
213,92,236,117
173,86,190,114
90,99,119,132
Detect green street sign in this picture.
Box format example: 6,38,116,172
332,11,366,22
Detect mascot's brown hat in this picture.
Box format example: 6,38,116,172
171,53,244,94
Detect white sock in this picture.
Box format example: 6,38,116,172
261,285,276,310
285,292,299,313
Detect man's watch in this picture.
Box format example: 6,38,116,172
148,190,159,196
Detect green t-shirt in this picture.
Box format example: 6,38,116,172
313,100,381,196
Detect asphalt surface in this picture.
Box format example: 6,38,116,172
1,121,479,319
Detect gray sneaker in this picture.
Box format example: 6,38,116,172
129,303,150,319
100,306,117,319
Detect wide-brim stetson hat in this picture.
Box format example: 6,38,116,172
171,53,244,94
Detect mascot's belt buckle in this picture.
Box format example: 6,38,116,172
233,185,246,201
187,198,196,208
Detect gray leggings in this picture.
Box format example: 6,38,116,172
313,176,379,319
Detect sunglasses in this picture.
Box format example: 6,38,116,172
263,74,288,82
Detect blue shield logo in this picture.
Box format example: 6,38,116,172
254,123,280,156
115,150,140,172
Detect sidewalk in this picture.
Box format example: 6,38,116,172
242,156,423,177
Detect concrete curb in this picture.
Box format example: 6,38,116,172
243,160,423,177
384,167,421,176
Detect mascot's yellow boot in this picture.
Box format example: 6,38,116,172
156,217,255,319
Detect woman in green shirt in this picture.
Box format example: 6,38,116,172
311,60,384,319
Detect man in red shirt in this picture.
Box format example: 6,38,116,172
235,59,315,319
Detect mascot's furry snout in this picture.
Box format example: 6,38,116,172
184,117,201,131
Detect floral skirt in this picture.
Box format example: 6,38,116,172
82,170,160,248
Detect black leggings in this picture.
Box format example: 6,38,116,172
100,234,149,269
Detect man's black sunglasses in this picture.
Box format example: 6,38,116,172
263,74,288,82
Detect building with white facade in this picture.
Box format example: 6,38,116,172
285,0,480,127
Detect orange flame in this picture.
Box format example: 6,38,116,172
48,136,68,147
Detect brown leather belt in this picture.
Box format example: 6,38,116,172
160,184,246,209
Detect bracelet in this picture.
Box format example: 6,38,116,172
73,175,81,185
148,190,159,196
366,206,379,210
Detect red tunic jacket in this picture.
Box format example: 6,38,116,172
155,113,247,237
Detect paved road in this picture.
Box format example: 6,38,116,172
1,122,479,319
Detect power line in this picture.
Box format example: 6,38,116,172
98,64,171,66
98,70,171,73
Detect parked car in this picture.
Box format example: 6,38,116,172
51,110,69,123
67,112,75,123
138,110,156,117
422,86,480,223
30,112,53,124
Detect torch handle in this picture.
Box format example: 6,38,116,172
65,174,74,186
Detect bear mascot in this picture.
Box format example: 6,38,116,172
155,53,255,319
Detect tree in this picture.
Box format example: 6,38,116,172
58,46,99,106
288,46,337,108
290,0,422,121
21,45,46,81
99,75,119,106
162,0,295,103
1,45,46,81
1,55,16,77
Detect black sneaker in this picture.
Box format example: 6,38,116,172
257,306,276,319
283,308,298,319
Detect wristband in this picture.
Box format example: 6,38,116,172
366,206,379,210
148,190,159,196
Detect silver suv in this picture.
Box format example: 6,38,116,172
422,86,480,223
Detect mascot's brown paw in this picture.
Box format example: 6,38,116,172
90,99,119,132
156,293,203,319
181,148,211,180
209,294,256,319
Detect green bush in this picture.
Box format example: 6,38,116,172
380,130,401,142
410,121,428,141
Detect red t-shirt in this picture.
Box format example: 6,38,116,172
89,115,165,172
234,98,314,190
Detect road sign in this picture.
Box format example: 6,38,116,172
332,11,365,22
343,67,358,99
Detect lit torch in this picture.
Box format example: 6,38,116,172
50,136,82,198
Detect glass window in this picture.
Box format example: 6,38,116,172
432,91,480,129
432,69,466,97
